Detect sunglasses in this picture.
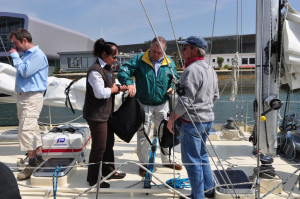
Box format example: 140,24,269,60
112,56,118,60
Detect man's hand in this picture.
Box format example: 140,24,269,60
167,87,174,95
9,48,17,54
167,117,175,134
167,111,180,134
127,85,136,97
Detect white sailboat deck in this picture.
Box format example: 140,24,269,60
1,125,300,199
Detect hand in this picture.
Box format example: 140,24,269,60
167,87,174,95
9,48,17,54
127,85,136,97
167,118,175,134
120,85,128,92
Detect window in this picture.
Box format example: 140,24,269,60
67,57,81,68
249,58,255,64
88,58,94,67
212,59,215,62
227,58,230,62
81,57,88,68
242,58,248,65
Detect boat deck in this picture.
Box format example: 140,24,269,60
1,126,300,199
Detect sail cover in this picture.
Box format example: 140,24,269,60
0,62,123,111
283,5,300,90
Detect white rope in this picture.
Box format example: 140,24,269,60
38,114,83,126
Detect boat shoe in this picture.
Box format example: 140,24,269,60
17,164,35,180
17,159,44,180
163,163,183,170
107,172,126,180
89,181,110,188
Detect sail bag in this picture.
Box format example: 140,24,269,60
108,96,145,143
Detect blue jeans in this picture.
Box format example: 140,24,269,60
180,121,214,199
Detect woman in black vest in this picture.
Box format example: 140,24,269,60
83,38,127,187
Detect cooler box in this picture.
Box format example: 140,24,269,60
41,123,91,162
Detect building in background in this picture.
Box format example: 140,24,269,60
0,12,94,73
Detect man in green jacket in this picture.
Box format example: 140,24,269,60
117,36,182,176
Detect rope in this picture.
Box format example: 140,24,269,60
38,114,83,126
52,165,62,199
165,176,190,189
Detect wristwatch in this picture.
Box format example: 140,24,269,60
116,84,121,93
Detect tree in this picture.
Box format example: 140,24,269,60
217,56,224,68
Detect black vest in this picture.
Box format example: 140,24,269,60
83,61,114,122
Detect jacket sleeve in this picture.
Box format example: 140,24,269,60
117,54,139,86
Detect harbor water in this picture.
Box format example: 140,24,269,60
0,88,299,127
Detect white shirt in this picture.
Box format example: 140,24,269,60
87,57,112,99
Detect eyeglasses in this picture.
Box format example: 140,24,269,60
182,45,195,51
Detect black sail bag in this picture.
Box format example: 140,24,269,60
108,96,145,143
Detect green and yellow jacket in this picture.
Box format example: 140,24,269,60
117,49,179,105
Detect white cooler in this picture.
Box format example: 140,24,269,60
41,123,91,162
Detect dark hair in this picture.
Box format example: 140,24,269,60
8,28,33,43
93,38,119,58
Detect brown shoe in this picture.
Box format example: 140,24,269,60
139,165,147,177
17,164,35,180
163,163,182,170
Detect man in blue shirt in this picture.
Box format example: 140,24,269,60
8,28,48,180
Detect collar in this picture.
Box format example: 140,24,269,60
185,56,205,67
97,57,107,68
26,45,39,53
141,49,172,68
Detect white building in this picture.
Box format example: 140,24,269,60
0,12,94,69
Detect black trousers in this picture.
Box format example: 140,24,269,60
87,120,115,184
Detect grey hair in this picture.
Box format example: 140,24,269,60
150,36,167,51
197,47,206,56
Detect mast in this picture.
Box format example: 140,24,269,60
255,0,282,156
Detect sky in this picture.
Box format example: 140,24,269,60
2,0,300,45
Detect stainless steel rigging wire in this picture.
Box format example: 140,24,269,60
164,0,184,68
139,0,179,84
139,0,240,197
208,0,218,66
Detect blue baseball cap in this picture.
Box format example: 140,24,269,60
178,36,208,49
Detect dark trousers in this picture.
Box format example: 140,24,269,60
87,121,115,184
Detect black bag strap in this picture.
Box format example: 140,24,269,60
157,119,166,155
65,79,77,114
142,126,152,145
